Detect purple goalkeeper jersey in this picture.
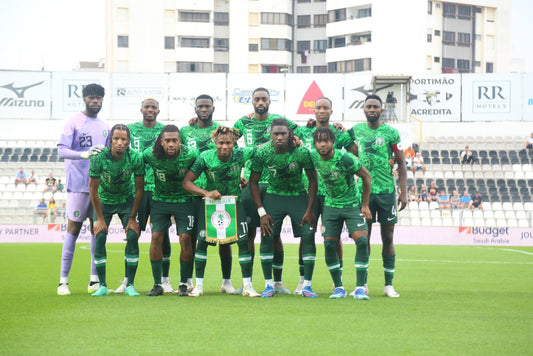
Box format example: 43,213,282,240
57,112,110,193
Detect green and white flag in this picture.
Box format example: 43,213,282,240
205,196,238,245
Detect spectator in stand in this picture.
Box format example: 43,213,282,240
461,146,474,164
28,170,38,185
48,197,58,222
403,145,415,160
408,186,418,202
450,190,461,209
36,198,48,222
437,189,450,209
15,167,28,186
524,133,533,151
57,179,65,192
460,191,473,209
471,191,484,210
427,181,439,202
57,202,66,221
405,152,413,175
412,152,426,176
44,172,58,193
419,184,429,203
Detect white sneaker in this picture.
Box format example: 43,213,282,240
113,281,127,294
220,282,235,294
187,283,194,293
161,282,175,294
87,282,100,293
349,284,368,297
57,283,71,296
189,286,204,297
242,285,260,297
384,285,400,298
273,282,291,294
293,281,304,295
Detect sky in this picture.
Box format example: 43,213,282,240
0,0,531,72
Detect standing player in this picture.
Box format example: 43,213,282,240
89,124,145,296
180,94,235,294
342,94,407,298
57,83,109,296
249,119,318,298
182,126,260,297
113,98,175,293
292,97,345,294
311,127,372,300
143,125,197,296
234,87,298,295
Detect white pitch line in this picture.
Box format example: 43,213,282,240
502,248,533,256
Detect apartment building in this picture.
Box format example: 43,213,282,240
105,0,510,74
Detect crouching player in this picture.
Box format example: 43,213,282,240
143,125,198,296
89,124,144,296
311,127,372,300
182,127,260,297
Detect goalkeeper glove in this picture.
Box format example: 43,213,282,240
80,145,105,159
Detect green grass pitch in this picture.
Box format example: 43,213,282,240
1,243,532,355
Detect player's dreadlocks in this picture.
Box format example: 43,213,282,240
313,127,336,144
270,118,295,149
153,124,180,160
210,126,240,144
109,124,130,147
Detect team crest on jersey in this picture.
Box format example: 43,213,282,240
199,230,206,238
103,130,108,137
74,211,80,218
179,168,188,176
122,170,132,178
330,171,340,179
374,137,385,146
288,162,299,170
229,164,240,173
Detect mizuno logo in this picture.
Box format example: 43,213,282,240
0,81,44,98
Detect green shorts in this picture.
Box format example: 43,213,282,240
241,183,267,228
263,192,314,239
150,200,195,235
321,205,367,239
369,192,398,225
197,200,248,246
313,194,326,220
94,196,134,229
137,190,152,231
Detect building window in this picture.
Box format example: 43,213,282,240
443,31,455,45
214,38,229,51
313,65,327,73
428,1,432,15
328,58,371,73
314,0,326,2
117,35,129,48
358,7,371,18
458,5,472,20
434,30,441,36
261,65,287,73
297,66,311,73
261,12,292,25
443,4,456,18
427,33,432,43
474,61,481,67
180,37,209,48
214,64,229,72
297,15,311,28
164,36,175,49
443,58,455,69
486,62,494,73
179,11,209,22
457,33,471,47
261,38,292,51
328,8,346,22
313,40,327,53
214,12,229,25
297,0,311,2
328,36,346,48
249,43,259,52
297,40,310,53
457,59,470,72
434,57,440,63
177,62,211,72
314,14,327,27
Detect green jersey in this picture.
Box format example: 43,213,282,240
127,121,165,192
311,149,363,208
251,142,313,196
295,124,345,195
89,147,144,205
142,145,199,203
180,122,221,152
347,123,400,194
190,147,254,201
